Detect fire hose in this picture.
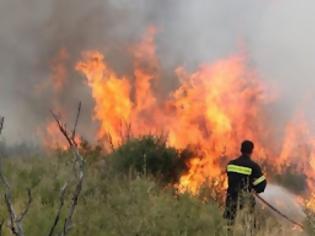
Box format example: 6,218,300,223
254,193,305,230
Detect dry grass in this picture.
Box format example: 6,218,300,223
0,139,314,235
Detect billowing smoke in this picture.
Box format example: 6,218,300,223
0,0,314,144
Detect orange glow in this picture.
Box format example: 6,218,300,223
75,28,273,194
40,119,82,150
41,121,68,150
35,48,69,94
43,28,315,201
39,49,72,149
76,51,132,146
50,48,69,92
132,26,159,113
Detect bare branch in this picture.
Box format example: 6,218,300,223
50,103,85,236
50,102,82,149
50,111,73,147
60,148,84,236
62,161,83,235
3,188,32,236
0,118,30,236
48,183,68,236
71,102,82,145
17,189,32,223
0,117,19,236
4,192,20,236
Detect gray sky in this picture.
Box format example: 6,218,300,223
0,0,315,144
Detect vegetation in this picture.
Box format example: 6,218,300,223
0,137,314,235
271,164,308,194
107,135,188,184
0,152,224,236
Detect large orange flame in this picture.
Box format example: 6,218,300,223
44,28,315,206
75,28,274,193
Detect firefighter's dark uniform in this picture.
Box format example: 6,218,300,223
223,154,267,223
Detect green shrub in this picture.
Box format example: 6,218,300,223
0,142,310,236
0,154,225,236
107,135,187,183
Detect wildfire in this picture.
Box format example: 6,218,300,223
49,48,69,92
44,28,315,206
75,28,273,194
41,121,68,150
40,120,82,150
35,48,69,94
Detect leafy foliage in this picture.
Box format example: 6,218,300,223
107,135,188,183
0,138,312,235
0,154,225,236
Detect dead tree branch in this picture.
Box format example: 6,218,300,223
48,183,68,236
16,189,32,223
49,102,85,236
71,102,81,145
61,149,84,236
4,189,32,236
4,192,19,236
50,111,73,147
0,116,32,236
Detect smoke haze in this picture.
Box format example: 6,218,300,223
0,0,314,144
259,184,306,225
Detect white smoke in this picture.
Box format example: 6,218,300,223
259,184,306,225
1,0,315,143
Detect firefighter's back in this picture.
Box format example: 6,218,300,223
227,155,261,196
224,140,267,225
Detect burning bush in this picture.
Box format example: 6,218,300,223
107,135,188,183
40,27,315,199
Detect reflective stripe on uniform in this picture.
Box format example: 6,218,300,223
253,175,266,186
227,164,252,175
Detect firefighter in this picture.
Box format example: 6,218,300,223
223,140,267,225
